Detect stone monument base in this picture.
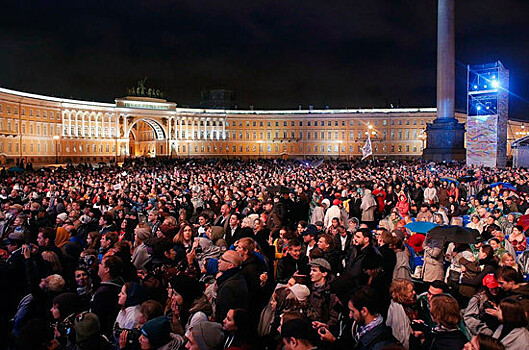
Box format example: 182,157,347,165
422,118,466,162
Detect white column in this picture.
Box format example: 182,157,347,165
62,111,66,136
222,118,226,139
82,113,85,137
68,112,72,137
74,112,78,137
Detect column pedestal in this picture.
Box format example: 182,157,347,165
423,118,465,162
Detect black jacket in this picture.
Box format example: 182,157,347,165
276,254,309,284
215,268,249,322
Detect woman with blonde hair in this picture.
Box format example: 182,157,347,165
386,279,417,348
42,250,63,274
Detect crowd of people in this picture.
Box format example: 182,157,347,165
1,157,529,350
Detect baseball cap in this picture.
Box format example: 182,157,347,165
482,274,499,289
3,231,24,245
303,224,318,236
308,258,331,272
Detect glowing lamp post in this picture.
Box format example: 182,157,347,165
257,140,263,158
53,135,60,164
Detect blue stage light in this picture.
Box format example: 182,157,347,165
491,80,499,88
473,85,478,89
484,84,488,88
477,106,481,111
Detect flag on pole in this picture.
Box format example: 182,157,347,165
362,134,372,160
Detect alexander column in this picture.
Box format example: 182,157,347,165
423,0,465,161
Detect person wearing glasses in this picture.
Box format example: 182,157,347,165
214,250,249,323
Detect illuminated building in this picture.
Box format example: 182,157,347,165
0,86,526,165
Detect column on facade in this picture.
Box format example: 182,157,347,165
222,118,226,139
192,118,196,140
81,113,85,138
61,111,66,137
68,112,72,137
74,112,78,137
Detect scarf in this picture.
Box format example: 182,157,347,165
354,314,383,343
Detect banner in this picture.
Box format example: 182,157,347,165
362,135,372,160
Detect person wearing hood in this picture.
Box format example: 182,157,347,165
324,199,342,229
360,189,377,230
185,321,225,350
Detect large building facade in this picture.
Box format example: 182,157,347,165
0,86,526,165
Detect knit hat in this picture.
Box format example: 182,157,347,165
74,312,100,343
206,258,219,276
141,316,172,348
321,199,330,208
53,293,81,320
289,284,310,302
303,224,318,236
56,213,68,222
190,321,225,350
135,227,151,241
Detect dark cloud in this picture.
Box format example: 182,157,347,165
0,0,527,117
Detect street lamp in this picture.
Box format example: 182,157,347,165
257,140,263,159
53,135,60,164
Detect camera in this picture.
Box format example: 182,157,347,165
79,254,97,271
410,320,429,333
194,245,203,254
113,324,142,346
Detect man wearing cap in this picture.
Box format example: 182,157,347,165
301,224,318,258
214,250,249,323
307,258,340,328
263,200,281,239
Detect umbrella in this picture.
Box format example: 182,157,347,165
440,176,459,184
517,214,529,231
490,182,517,191
405,222,438,234
427,225,483,244
337,163,351,170
458,175,478,183
8,166,24,173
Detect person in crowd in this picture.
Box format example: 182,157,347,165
223,308,254,349
495,266,529,297
306,258,341,329
214,250,249,323
411,294,467,349
386,279,418,348
464,334,505,350
464,274,503,337
92,255,124,338
491,298,529,349
276,238,309,284
185,321,225,350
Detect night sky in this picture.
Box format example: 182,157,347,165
1,1,528,117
